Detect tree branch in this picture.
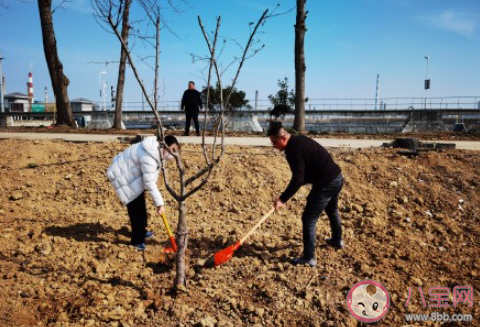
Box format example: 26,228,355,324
107,13,182,201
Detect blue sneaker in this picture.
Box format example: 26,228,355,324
132,243,146,250
145,231,154,239
291,257,317,267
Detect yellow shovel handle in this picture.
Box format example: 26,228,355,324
161,212,174,238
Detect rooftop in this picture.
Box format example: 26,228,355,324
5,92,29,99
71,98,94,104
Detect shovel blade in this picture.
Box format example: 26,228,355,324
163,247,175,253
169,236,178,252
213,241,241,267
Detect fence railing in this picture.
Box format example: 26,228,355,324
2,96,480,113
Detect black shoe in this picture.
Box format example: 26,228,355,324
291,257,317,267
182,133,189,136
325,238,344,249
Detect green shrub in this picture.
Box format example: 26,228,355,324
286,128,298,135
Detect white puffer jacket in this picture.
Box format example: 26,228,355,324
107,136,164,207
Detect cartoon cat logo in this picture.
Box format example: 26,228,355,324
346,280,390,323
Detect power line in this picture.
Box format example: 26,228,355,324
87,60,121,67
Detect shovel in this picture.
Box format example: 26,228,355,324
161,212,177,253
204,208,275,268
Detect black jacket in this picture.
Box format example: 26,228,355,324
280,135,341,203
181,89,202,113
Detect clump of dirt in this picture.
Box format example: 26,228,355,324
0,139,478,326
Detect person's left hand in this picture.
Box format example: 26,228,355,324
273,197,284,211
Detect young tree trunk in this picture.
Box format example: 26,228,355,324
293,0,307,133
175,201,188,290
37,0,74,127
113,0,132,130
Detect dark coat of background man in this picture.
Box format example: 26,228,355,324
269,122,344,268
181,81,203,136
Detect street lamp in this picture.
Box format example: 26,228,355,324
424,56,430,109
0,53,5,113
99,71,107,111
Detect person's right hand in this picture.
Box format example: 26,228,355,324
157,205,165,215
273,197,284,211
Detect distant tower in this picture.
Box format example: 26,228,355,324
27,72,34,104
374,74,380,111
45,86,48,104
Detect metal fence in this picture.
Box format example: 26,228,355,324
98,96,480,111
2,96,480,132
2,96,480,113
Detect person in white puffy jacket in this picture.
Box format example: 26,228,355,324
107,135,179,250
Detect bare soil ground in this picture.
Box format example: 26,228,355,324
1,126,480,141
0,139,478,327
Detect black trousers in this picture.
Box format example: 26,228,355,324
185,110,200,136
302,173,343,260
127,191,148,245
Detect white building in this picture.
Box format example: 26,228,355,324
4,92,29,112
71,98,94,127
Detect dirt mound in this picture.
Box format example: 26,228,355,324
0,139,478,326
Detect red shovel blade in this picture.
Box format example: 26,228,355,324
213,241,241,267
162,236,178,254
163,247,175,253
169,236,178,253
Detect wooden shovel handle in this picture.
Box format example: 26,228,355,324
240,208,275,245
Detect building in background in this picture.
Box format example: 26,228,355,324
71,98,94,127
4,92,29,112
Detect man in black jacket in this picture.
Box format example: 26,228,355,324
181,81,203,136
269,123,344,267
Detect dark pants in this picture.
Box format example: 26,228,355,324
185,110,200,136
127,192,148,245
302,173,343,260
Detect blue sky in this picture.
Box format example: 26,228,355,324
0,0,479,106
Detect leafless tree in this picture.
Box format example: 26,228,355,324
192,5,292,130
91,0,132,129
92,0,185,129
293,0,307,133
101,0,272,291
37,0,75,127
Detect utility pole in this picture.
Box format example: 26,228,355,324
111,85,115,111
98,71,107,111
0,52,4,113
375,74,380,111
424,56,430,110
103,80,108,111
141,79,145,112
255,90,258,111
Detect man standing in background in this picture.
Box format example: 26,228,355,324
181,81,203,136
